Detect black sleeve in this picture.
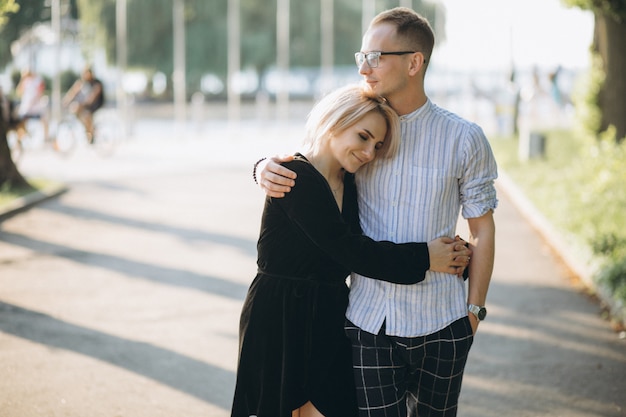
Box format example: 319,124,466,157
275,160,430,284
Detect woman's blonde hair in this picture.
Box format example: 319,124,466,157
302,84,400,159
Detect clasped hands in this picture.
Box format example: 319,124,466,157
427,236,471,277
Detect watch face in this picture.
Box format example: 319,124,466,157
477,307,487,320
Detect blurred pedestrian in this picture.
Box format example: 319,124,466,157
15,69,49,141
231,84,472,417
16,69,45,119
549,65,563,107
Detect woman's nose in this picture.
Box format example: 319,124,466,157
362,144,375,162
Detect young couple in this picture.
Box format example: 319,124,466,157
232,6,498,417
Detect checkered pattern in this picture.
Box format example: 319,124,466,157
345,318,474,417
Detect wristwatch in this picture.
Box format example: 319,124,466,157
468,304,487,321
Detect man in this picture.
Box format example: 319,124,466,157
63,67,104,143
256,7,497,416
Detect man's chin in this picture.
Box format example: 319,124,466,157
365,83,383,96
364,82,377,91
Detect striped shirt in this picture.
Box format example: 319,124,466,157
346,99,498,337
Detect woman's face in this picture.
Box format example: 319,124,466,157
330,111,387,173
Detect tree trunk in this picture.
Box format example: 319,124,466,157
0,118,31,189
594,12,626,142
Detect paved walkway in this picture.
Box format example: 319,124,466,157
0,117,625,417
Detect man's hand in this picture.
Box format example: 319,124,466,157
427,236,472,276
257,155,298,198
467,313,479,335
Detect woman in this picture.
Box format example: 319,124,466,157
231,84,470,417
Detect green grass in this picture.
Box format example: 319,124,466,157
491,130,588,240
490,129,626,324
0,179,60,207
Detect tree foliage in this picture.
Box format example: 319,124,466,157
0,0,78,68
1,0,440,96
563,0,626,141
74,0,438,89
0,0,18,27
565,0,626,22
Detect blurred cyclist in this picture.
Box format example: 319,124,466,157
63,67,104,143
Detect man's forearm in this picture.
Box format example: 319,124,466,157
467,212,495,306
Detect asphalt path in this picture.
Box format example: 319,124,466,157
0,115,625,417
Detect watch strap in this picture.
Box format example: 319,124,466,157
468,304,486,320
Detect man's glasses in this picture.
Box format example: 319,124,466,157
354,51,416,68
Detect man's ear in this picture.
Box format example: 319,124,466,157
408,52,426,76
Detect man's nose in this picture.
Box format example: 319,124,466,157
358,61,371,75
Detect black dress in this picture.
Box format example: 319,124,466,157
231,154,431,417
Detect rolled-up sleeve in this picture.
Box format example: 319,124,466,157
460,124,498,219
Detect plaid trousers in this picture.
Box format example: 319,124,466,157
345,317,474,417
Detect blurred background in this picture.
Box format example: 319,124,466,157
1,2,626,416
4,0,625,323
0,0,593,135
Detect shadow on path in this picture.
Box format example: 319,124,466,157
0,301,235,411
42,201,257,258
0,231,248,301
462,279,626,416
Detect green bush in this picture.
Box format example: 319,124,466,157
598,257,626,304
490,127,626,318
573,131,626,259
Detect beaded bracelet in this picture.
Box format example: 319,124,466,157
252,157,267,184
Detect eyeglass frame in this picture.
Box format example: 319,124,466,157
354,51,418,68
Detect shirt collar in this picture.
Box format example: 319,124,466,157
398,98,431,123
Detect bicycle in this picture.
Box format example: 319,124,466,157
8,108,123,162
7,115,51,163
51,107,123,157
